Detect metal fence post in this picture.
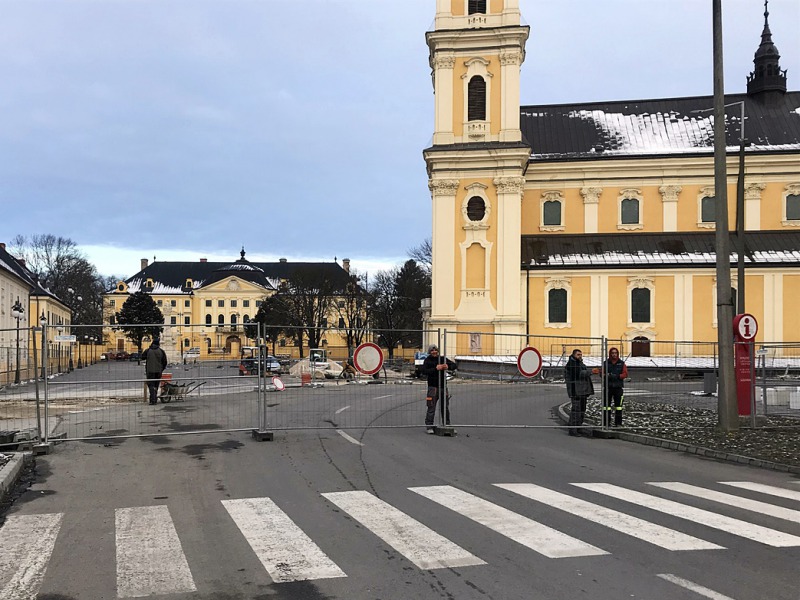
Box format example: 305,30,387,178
600,336,608,429
42,322,48,444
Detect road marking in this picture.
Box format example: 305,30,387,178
649,482,800,523
116,505,196,598
575,483,800,547
657,574,737,600
322,490,484,569
496,483,722,551
334,406,350,415
720,481,800,502
0,513,63,600
410,485,607,558
372,395,392,400
336,430,363,446
222,497,346,582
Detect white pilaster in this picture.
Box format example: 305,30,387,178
432,54,456,145
764,273,783,343
745,183,765,230
499,50,523,142
659,185,681,232
429,179,460,321
590,274,607,339
493,177,524,321
581,187,601,233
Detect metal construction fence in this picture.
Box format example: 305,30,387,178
0,323,798,448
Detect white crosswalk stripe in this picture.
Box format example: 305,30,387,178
322,490,485,569
116,505,197,598
574,483,800,547
720,481,800,502
495,483,723,551
0,513,63,600
410,484,607,558
222,497,347,583
648,482,800,523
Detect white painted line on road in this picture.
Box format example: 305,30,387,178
116,505,196,598
410,485,607,558
222,497,346,582
496,483,722,551
649,482,800,523
334,406,350,415
575,483,800,547
336,430,363,446
0,513,63,600
720,481,800,502
657,574,737,600
372,395,392,400
322,490,485,569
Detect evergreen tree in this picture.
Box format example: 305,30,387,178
115,292,164,356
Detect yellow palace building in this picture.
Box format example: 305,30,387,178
424,0,800,355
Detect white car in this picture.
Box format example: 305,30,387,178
183,347,201,362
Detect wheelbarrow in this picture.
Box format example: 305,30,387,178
159,381,206,403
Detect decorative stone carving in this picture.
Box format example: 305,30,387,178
658,185,682,202
580,187,602,204
745,182,766,200
499,51,522,66
432,54,456,70
628,275,654,288
493,177,525,194
542,190,564,202
227,280,240,291
784,183,800,196
428,179,460,197
545,276,570,289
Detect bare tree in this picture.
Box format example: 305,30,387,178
334,271,370,357
407,238,432,277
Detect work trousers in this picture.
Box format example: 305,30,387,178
568,395,588,434
603,388,624,426
425,386,451,427
146,372,162,404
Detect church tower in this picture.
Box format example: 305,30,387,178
424,0,530,347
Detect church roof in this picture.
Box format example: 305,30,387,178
521,230,800,269
520,92,800,160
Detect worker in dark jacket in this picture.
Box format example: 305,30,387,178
421,344,456,433
600,347,628,426
565,348,593,436
142,338,168,405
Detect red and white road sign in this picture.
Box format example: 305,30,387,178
272,376,285,391
353,342,384,375
733,313,758,341
517,346,543,378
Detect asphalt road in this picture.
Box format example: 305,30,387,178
1,378,798,600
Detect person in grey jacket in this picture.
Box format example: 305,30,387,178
142,338,168,405
564,348,594,436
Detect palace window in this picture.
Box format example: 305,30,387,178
184,300,190,308
243,300,250,308
231,300,237,308
631,288,651,323
468,0,486,14
170,300,176,307
184,316,190,325
184,339,190,347
170,316,176,325
205,314,212,325
205,300,212,307
218,314,224,325
218,300,224,307
467,76,486,121
338,317,345,328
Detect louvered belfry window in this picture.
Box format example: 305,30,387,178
467,76,486,121
466,196,486,221
468,0,487,14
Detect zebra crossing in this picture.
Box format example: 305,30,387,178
0,479,797,599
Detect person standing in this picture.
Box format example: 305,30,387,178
600,347,628,426
422,344,456,434
565,348,593,436
142,338,168,405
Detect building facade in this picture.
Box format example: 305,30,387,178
424,0,800,355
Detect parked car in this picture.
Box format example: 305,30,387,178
115,351,130,361
128,352,141,361
239,355,282,376
100,352,115,361
183,347,201,362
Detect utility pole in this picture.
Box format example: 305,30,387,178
713,0,738,432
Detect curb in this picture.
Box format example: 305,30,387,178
0,453,30,500
556,403,800,475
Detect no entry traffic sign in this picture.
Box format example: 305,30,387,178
353,342,384,375
517,347,543,378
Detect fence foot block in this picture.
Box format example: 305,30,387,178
435,427,456,437
32,443,54,455
251,430,274,442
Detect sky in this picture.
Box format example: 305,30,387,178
1,0,798,280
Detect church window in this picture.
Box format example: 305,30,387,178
467,76,486,121
631,288,651,323
701,196,715,223
205,314,212,325
786,194,800,221
620,198,640,225
466,197,486,221
468,0,486,14
548,289,567,324
543,200,562,226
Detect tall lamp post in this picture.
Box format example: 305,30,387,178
11,298,25,384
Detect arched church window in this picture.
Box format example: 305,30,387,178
218,314,225,325
468,0,486,14
631,288,651,323
543,200,562,226
466,196,486,221
701,196,715,223
548,288,567,323
467,76,486,121
620,198,640,225
786,194,800,221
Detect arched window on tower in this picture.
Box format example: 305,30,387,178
701,195,715,223
468,0,487,14
466,196,486,221
467,76,486,121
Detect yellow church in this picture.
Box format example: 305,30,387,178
424,0,800,356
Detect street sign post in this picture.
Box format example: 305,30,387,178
733,313,758,416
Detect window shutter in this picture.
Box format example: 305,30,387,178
467,77,486,121
468,0,486,15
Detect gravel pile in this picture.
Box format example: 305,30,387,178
585,399,800,469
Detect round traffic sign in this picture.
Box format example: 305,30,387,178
733,313,758,341
353,342,384,375
517,346,543,378
272,376,285,391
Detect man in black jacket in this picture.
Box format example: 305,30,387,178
421,344,456,433
564,348,593,436
142,338,168,405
